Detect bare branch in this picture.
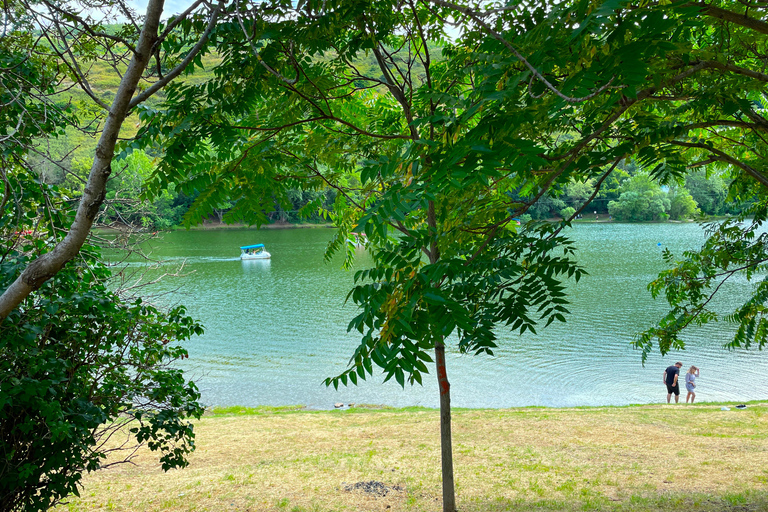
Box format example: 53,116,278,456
156,0,207,44
129,0,225,108
38,0,138,52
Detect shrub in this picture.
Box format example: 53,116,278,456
0,169,204,511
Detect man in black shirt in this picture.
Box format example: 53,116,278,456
663,362,683,403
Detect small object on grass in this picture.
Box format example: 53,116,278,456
721,406,731,411
735,404,747,409
343,481,403,497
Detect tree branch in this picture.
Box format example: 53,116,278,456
693,2,768,35
670,140,768,189
129,0,224,108
426,0,617,103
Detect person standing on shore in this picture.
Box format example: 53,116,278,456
663,362,683,403
685,366,700,403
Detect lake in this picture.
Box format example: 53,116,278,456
117,222,767,409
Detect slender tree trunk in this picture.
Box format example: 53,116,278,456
435,338,456,512
0,0,222,322
427,198,456,512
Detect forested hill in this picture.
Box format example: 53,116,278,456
35,26,737,230
32,30,440,229
34,48,220,185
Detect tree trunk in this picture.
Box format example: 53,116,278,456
427,198,456,512
435,339,457,512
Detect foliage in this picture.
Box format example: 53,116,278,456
0,168,204,511
635,199,768,363
608,175,671,221
667,186,699,221
136,2,609,508
563,180,596,209
527,195,568,220
591,168,630,213
685,170,730,216
333,225,584,387
138,0,604,384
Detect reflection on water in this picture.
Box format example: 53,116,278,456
241,259,272,272
113,224,768,409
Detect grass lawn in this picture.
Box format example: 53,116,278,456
56,402,768,512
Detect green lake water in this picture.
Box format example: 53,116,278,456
117,223,766,409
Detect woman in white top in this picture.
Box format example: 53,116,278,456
685,366,700,404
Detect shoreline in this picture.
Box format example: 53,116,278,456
93,220,334,234
94,215,737,234
205,398,768,415
179,220,335,230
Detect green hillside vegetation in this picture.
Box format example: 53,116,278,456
34,51,223,183
33,27,737,230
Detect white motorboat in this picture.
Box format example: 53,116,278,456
240,243,271,260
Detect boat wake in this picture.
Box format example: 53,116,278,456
109,256,243,267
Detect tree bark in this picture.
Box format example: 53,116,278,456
435,339,457,512
427,198,456,512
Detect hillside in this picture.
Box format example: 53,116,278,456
35,51,222,183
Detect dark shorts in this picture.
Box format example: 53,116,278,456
666,383,680,395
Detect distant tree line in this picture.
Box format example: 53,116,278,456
56,146,740,229
519,166,738,223
54,148,337,229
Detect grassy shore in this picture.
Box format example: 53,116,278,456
56,402,768,512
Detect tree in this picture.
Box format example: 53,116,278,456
0,0,225,320
608,174,670,221
0,1,223,507
591,168,630,213
636,197,768,362
667,186,699,221
685,170,730,216
527,194,567,220
564,179,596,209
138,1,667,509
139,0,768,507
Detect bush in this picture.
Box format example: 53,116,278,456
560,206,576,219
668,188,699,220
0,169,204,511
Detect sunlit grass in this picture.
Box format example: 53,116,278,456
55,402,768,511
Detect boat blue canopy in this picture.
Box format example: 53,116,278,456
240,244,265,250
